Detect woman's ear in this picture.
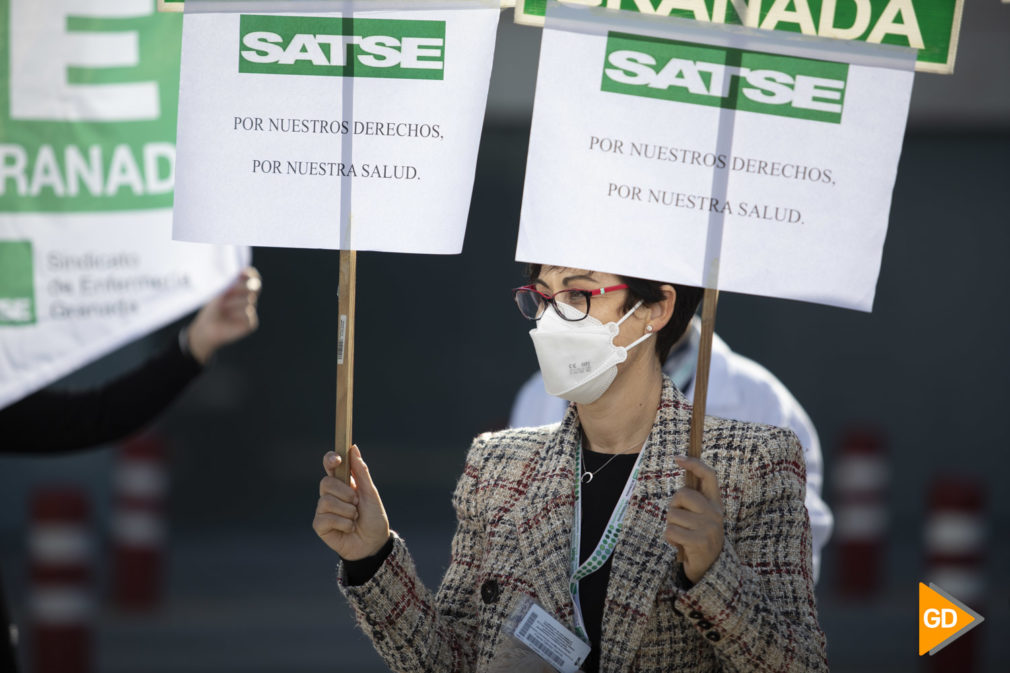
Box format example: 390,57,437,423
648,285,677,331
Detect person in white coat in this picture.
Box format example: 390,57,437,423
510,316,833,583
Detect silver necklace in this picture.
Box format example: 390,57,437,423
581,447,624,484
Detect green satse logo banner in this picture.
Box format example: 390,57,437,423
602,32,848,124
0,241,36,325
520,0,959,72
238,15,446,80
0,1,181,213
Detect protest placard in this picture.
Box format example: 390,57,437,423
0,0,249,410
516,3,916,312
162,0,516,10
0,0,250,408
173,1,500,253
514,0,962,74
172,1,499,480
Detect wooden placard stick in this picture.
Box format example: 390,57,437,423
334,249,357,483
156,0,184,12
686,287,719,491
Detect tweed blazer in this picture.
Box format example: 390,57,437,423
339,378,829,672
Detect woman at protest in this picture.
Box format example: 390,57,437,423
313,265,827,673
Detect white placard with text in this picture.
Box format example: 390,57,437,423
517,4,915,311
174,1,499,253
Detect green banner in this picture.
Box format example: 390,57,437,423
602,31,848,123
238,15,446,80
0,1,182,213
517,0,963,74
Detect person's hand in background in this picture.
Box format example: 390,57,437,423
186,267,262,365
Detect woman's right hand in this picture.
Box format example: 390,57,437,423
313,444,391,561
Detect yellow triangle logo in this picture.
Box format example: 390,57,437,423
919,583,983,655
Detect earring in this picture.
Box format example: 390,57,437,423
646,324,654,332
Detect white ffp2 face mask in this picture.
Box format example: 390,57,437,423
530,300,653,404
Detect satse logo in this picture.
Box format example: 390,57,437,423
602,32,848,124
239,16,446,80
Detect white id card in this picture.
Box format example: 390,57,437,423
513,603,591,673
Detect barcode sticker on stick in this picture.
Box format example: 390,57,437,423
337,315,347,365
514,603,590,673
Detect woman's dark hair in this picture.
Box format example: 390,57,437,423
527,264,703,363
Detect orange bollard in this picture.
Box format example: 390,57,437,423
832,428,888,598
28,488,93,673
111,435,169,611
925,476,985,673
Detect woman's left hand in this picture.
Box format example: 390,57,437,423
665,456,724,585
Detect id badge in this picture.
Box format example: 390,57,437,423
501,598,590,673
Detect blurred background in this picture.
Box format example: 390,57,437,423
1,3,1008,672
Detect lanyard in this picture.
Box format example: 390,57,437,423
569,442,647,642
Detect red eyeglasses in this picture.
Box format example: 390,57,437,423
512,284,628,321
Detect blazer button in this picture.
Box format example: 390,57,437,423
697,620,712,630
670,600,684,617
705,631,721,642
481,579,501,604
688,610,704,620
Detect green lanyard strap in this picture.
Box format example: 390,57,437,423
569,442,647,641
